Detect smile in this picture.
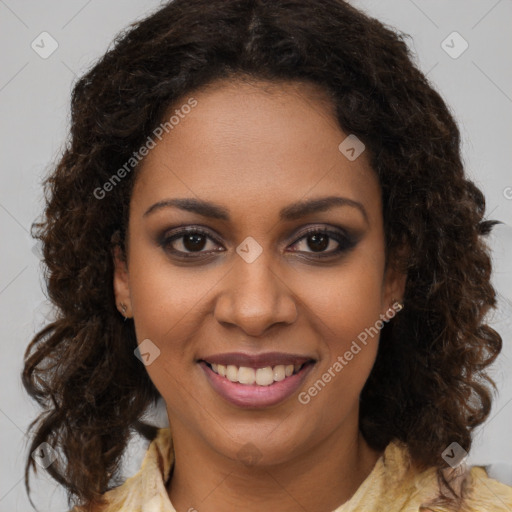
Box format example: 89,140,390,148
205,362,306,386
199,358,315,408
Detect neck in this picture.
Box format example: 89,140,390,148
166,419,382,512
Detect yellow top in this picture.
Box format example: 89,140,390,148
80,428,512,512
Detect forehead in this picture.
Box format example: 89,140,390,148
131,79,381,224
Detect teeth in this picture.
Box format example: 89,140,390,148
255,367,274,386
226,365,238,382
208,362,306,385
273,365,286,382
238,366,256,385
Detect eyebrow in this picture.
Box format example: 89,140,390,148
143,196,369,224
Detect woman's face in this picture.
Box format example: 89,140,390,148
114,78,405,465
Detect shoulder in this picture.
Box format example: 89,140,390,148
67,428,174,512
68,505,101,512
459,465,512,511
416,464,512,512
374,441,512,511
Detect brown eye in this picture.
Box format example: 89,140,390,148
304,232,330,252
181,232,208,252
160,227,223,258
289,227,357,258
158,225,358,261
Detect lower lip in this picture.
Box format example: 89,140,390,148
199,361,314,408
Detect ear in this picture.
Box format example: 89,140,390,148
381,250,407,315
112,244,133,318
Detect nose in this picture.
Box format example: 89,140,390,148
213,249,298,337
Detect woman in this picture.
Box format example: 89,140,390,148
23,0,512,511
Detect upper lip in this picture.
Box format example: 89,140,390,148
199,352,315,368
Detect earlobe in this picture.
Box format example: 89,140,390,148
112,244,133,319
382,261,407,317
381,244,409,311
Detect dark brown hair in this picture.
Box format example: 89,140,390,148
23,0,502,510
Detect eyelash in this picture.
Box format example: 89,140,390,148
158,225,357,260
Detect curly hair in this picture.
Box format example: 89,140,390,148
23,0,502,510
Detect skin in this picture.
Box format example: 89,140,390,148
113,78,407,512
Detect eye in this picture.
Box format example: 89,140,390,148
159,225,358,260
159,227,223,258
288,226,356,258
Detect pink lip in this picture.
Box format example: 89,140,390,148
199,360,315,408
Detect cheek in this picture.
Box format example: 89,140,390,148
125,245,208,394
301,249,385,338
128,244,207,341
297,247,384,403
127,259,203,412
300,279,382,422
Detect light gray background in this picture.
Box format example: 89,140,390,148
1,1,511,510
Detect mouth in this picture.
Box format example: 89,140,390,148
197,352,316,408
201,360,310,386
